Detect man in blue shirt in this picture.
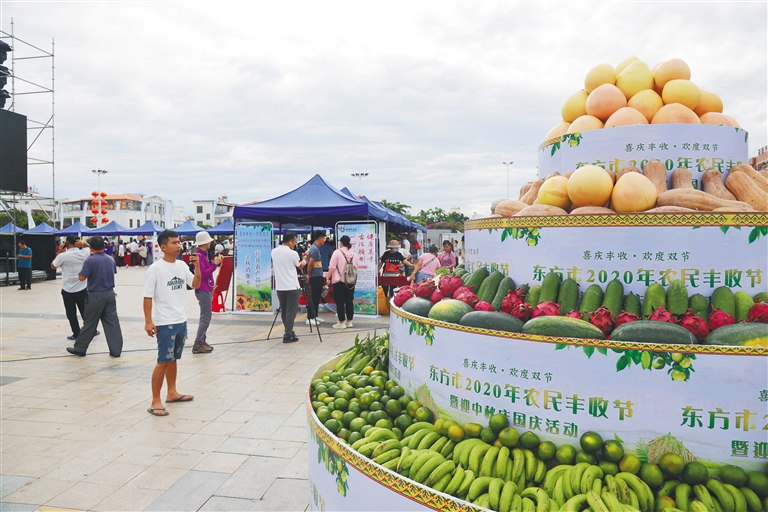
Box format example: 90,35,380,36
305,230,326,325
66,236,124,357
16,240,32,290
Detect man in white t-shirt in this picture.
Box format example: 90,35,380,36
143,230,201,417
272,232,307,343
52,235,97,340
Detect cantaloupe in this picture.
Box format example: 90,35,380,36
605,107,649,128
585,84,627,121
651,103,700,125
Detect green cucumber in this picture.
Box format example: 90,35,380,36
538,272,562,304
642,283,667,318
525,285,541,307
710,286,735,317
558,278,580,315
667,280,689,316
491,277,517,312
610,320,696,345
602,280,624,318
734,291,755,323
704,323,768,346
465,267,489,294
623,293,641,317
579,284,604,319
689,293,710,319
522,316,605,340
459,312,524,333
477,271,505,304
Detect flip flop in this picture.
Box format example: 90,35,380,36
147,407,169,416
166,394,194,403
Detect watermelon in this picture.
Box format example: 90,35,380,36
401,297,433,318
522,316,605,340
704,323,768,347
427,299,473,324
610,320,696,345
459,311,524,333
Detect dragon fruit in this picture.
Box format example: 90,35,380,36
412,279,436,299
589,306,615,336
614,311,641,328
509,301,532,322
454,288,479,308
393,286,414,308
649,306,676,324
708,308,735,330
532,301,561,318
564,310,583,319
747,302,768,323
438,276,464,298
475,301,495,312
679,311,710,342
501,291,523,314
430,289,444,304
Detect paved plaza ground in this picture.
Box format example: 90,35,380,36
0,267,388,511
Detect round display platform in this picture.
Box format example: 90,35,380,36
538,124,749,185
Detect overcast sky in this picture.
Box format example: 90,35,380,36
2,1,766,219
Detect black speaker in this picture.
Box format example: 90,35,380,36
0,109,27,193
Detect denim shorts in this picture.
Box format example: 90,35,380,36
156,322,187,363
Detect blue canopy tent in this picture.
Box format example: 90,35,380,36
55,221,94,236
174,220,202,236
130,220,165,236
0,222,25,233
233,175,379,227
92,221,133,236
207,218,234,236
24,223,56,234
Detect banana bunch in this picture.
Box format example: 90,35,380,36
661,478,764,512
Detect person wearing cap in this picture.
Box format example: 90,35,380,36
378,240,414,298
190,231,221,354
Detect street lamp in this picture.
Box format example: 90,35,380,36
502,162,513,198
92,169,108,195
92,169,108,225
351,173,369,196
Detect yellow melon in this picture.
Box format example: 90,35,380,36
662,80,701,111
699,112,734,126
724,115,741,128
654,58,691,90
567,115,604,133
615,56,639,75
605,107,649,128
567,165,614,207
584,64,616,93
651,103,701,125
628,90,663,123
616,61,654,100
537,176,571,209
561,90,589,123
612,173,658,212
544,121,571,141
585,84,627,121
693,90,723,116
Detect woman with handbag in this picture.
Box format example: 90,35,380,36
408,245,440,283
326,235,358,330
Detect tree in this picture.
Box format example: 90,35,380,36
379,200,411,217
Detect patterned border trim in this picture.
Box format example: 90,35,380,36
307,407,482,512
465,213,768,230
391,305,768,356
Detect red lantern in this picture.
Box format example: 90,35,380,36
91,199,99,205
90,217,98,224
100,200,108,206
101,217,109,223
100,191,107,198
100,209,107,215
91,208,99,215
91,191,99,197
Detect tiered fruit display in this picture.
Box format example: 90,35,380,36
544,57,742,140
492,162,768,217
310,374,768,512
396,267,768,347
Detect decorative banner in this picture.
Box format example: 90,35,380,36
233,222,273,313
538,124,749,185
389,309,768,471
465,220,768,296
335,221,378,316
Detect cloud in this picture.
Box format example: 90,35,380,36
2,1,765,220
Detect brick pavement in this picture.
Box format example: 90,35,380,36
0,266,388,511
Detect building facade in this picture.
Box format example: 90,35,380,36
60,193,173,229
750,145,768,172
192,196,236,227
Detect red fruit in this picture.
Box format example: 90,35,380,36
501,292,522,314
474,301,495,312
392,286,414,308
454,289,479,308
412,279,436,299
509,301,532,322
679,310,710,342
532,301,561,318
708,308,735,330
564,310,583,319
747,302,768,323
430,289,444,304
649,306,675,324
589,306,615,336
438,276,464,298
614,311,641,328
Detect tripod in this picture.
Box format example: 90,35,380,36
267,276,323,343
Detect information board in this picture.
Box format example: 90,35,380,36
233,222,273,313
335,221,378,316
